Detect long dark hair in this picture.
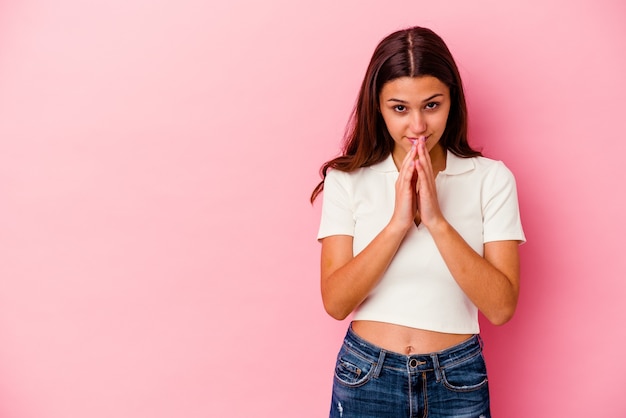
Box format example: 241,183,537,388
311,26,481,203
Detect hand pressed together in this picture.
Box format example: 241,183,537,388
391,137,446,233
413,137,446,230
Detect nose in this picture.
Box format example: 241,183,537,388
409,111,426,134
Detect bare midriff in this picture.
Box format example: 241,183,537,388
351,320,473,355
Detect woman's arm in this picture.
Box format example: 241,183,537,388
429,224,520,325
320,227,405,320
320,144,420,320
414,138,520,325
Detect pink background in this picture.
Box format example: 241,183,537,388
1,0,625,417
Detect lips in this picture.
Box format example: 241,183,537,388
408,135,428,145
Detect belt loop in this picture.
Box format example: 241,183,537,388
477,334,484,350
372,349,386,379
430,353,442,382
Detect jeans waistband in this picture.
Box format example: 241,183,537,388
343,324,483,374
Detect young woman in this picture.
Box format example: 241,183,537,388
311,27,525,417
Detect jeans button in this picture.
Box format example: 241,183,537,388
409,358,419,368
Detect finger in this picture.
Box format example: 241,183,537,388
399,145,417,180
414,143,428,178
414,174,420,195
416,140,434,180
421,137,432,165
403,142,418,167
396,163,414,200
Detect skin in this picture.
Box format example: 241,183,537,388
320,76,521,354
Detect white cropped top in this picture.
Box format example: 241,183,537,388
317,151,525,334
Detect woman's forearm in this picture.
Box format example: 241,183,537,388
320,222,408,320
428,220,520,325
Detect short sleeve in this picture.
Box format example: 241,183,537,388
482,162,526,244
317,169,355,240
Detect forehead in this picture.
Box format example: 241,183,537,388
380,76,449,99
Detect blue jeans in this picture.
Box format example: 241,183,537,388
330,325,491,418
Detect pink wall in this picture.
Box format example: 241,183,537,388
1,0,625,416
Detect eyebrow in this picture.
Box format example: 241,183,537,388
386,93,444,104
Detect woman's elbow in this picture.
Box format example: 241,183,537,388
321,289,352,320
321,282,353,320
323,299,351,321
485,303,517,326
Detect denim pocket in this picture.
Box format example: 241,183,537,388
333,345,376,388
441,351,488,392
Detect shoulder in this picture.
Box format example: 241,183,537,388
324,166,358,192
470,156,517,184
445,153,518,195
470,157,521,208
472,155,509,172
325,155,395,183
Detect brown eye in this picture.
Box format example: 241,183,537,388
393,105,407,112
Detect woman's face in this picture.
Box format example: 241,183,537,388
379,76,451,161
